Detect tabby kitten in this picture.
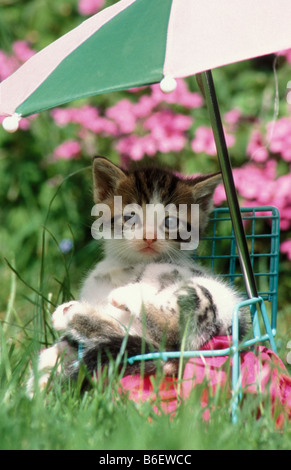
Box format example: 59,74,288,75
27,157,249,394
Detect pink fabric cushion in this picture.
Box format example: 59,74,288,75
119,336,291,426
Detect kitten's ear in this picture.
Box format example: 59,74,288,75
191,173,222,213
93,156,127,202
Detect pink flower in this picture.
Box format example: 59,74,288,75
191,126,216,155
132,95,156,119
0,51,18,81
144,109,192,153
280,240,291,260
116,108,192,159
88,116,118,135
71,105,100,128
267,117,291,161
212,157,291,232
213,184,226,206
191,126,235,156
72,105,118,135
12,41,35,62
150,79,203,109
247,129,269,162
78,0,105,16
53,140,81,160
0,41,35,81
233,161,276,202
116,135,156,161
18,117,32,131
145,110,192,134
51,105,118,136
106,99,137,134
230,159,291,231
278,48,291,64
51,108,76,126
224,108,242,125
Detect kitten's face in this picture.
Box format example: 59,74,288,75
92,157,221,263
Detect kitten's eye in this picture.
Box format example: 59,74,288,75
123,214,134,222
165,216,178,229
123,213,141,225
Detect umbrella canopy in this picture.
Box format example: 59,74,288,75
1,0,291,131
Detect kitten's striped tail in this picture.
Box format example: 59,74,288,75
64,334,177,380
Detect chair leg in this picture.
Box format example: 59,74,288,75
231,306,241,424
231,352,241,424
259,299,277,353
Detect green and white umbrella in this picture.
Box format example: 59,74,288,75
1,0,291,131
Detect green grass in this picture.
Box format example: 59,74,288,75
0,341,290,450
0,166,290,450
0,152,289,451
0,263,290,450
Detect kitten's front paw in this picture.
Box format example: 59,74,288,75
52,300,81,331
109,285,142,315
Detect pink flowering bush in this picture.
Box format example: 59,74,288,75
214,160,291,230
52,105,117,137
1,0,291,300
2,34,291,264
46,60,291,266
51,79,201,162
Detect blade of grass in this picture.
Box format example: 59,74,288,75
38,166,90,346
3,260,16,334
4,258,55,307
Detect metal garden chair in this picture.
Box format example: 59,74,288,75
127,71,281,423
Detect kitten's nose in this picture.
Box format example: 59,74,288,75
144,237,156,246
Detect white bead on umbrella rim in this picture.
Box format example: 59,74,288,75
160,76,177,94
2,113,22,133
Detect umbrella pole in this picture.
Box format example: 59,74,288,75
197,70,258,300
